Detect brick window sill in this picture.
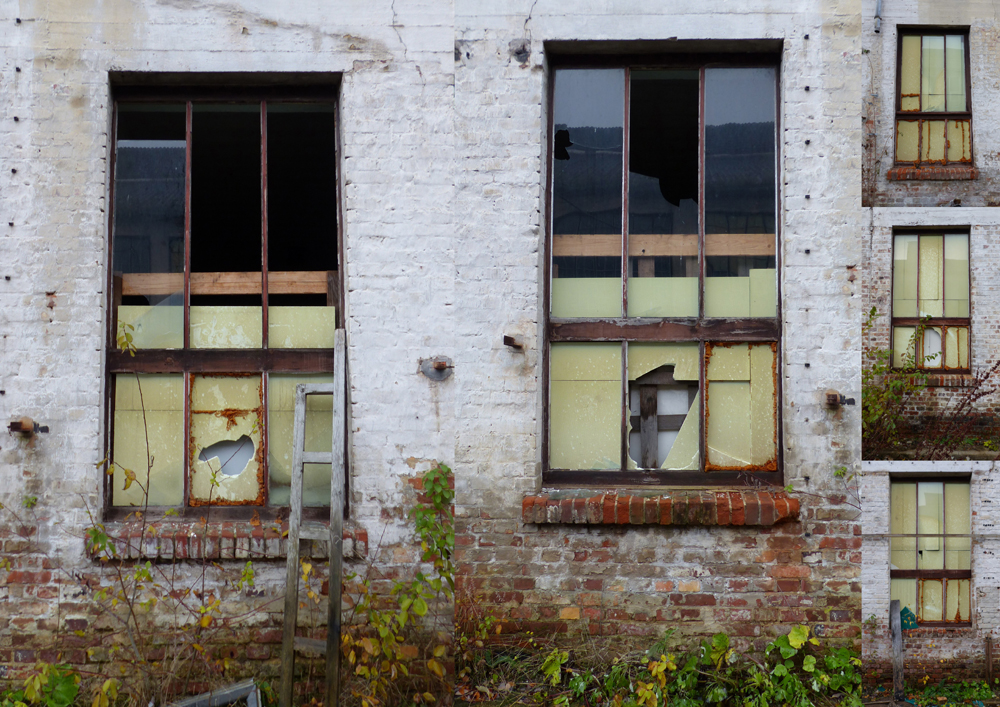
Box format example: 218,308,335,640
522,490,799,527
90,520,368,561
887,165,978,181
924,373,973,388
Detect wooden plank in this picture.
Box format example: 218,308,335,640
552,233,775,258
542,469,779,486
988,635,994,689
121,271,333,296
107,349,335,374
890,599,904,702
639,385,658,469
629,414,688,432
549,318,780,343
293,637,327,655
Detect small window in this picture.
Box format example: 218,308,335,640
895,29,972,165
890,480,971,626
106,90,341,513
891,231,970,371
546,60,780,485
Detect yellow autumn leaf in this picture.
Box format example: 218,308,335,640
122,468,137,491
422,693,436,703
433,644,447,658
427,658,445,678
200,615,213,628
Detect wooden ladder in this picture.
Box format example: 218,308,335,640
280,329,346,707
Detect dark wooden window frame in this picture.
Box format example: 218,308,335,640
893,26,973,166
889,478,972,627
890,227,971,374
104,84,344,522
543,54,782,488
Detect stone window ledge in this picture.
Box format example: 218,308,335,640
887,165,977,181
522,490,799,527
90,521,368,561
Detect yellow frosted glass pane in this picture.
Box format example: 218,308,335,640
891,536,916,570
113,374,183,507
921,579,943,621
628,343,699,381
918,481,944,535
945,36,966,112
944,234,969,317
958,327,969,368
269,307,336,348
705,277,750,317
922,36,945,111
925,120,946,161
900,35,922,109
627,277,697,317
891,578,917,616
706,381,750,466
919,236,943,317
947,120,971,162
552,278,621,318
893,235,918,317
551,342,621,381
117,305,183,349
896,120,919,162
550,343,621,470
190,306,262,348
268,374,334,507
550,381,621,469
189,374,263,504
944,328,959,368
708,345,750,381
945,536,971,571
749,344,776,465
945,483,971,534
946,579,970,622
919,535,944,570
891,483,916,535
892,327,916,367
749,268,777,318
660,391,700,470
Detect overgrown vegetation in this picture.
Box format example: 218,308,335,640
456,623,861,707
862,307,1000,459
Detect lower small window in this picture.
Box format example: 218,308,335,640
890,480,971,625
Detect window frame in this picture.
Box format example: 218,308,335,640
888,476,972,628
889,227,971,374
542,53,782,488
103,83,344,522
893,26,973,167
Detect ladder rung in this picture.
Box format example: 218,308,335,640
298,522,331,542
302,451,333,464
293,637,327,655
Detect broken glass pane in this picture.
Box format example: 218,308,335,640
551,69,624,318
626,344,700,470
113,374,184,506
113,104,186,349
704,68,776,318
549,343,621,469
189,374,264,505
705,343,776,469
627,70,699,317
268,374,335,507
267,105,338,348
190,105,263,348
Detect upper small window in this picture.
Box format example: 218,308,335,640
891,230,970,371
895,29,971,165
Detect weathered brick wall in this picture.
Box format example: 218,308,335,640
862,461,1000,683
453,0,862,650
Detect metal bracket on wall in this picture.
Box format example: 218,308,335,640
419,356,454,381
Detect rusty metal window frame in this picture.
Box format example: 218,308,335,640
888,478,972,627
104,86,343,521
890,228,971,374
543,55,782,487
893,26,973,166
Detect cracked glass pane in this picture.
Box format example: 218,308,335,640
268,374,335,507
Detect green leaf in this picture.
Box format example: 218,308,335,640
802,655,817,673
787,624,809,650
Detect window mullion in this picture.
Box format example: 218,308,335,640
621,340,628,471
622,67,630,320
183,101,193,508
261,100,269,350
698,66,706,321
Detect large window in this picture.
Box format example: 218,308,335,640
106,87,341,515
891,230,970,372
546,60,780,486
895,28,972,165
890,480,971,625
